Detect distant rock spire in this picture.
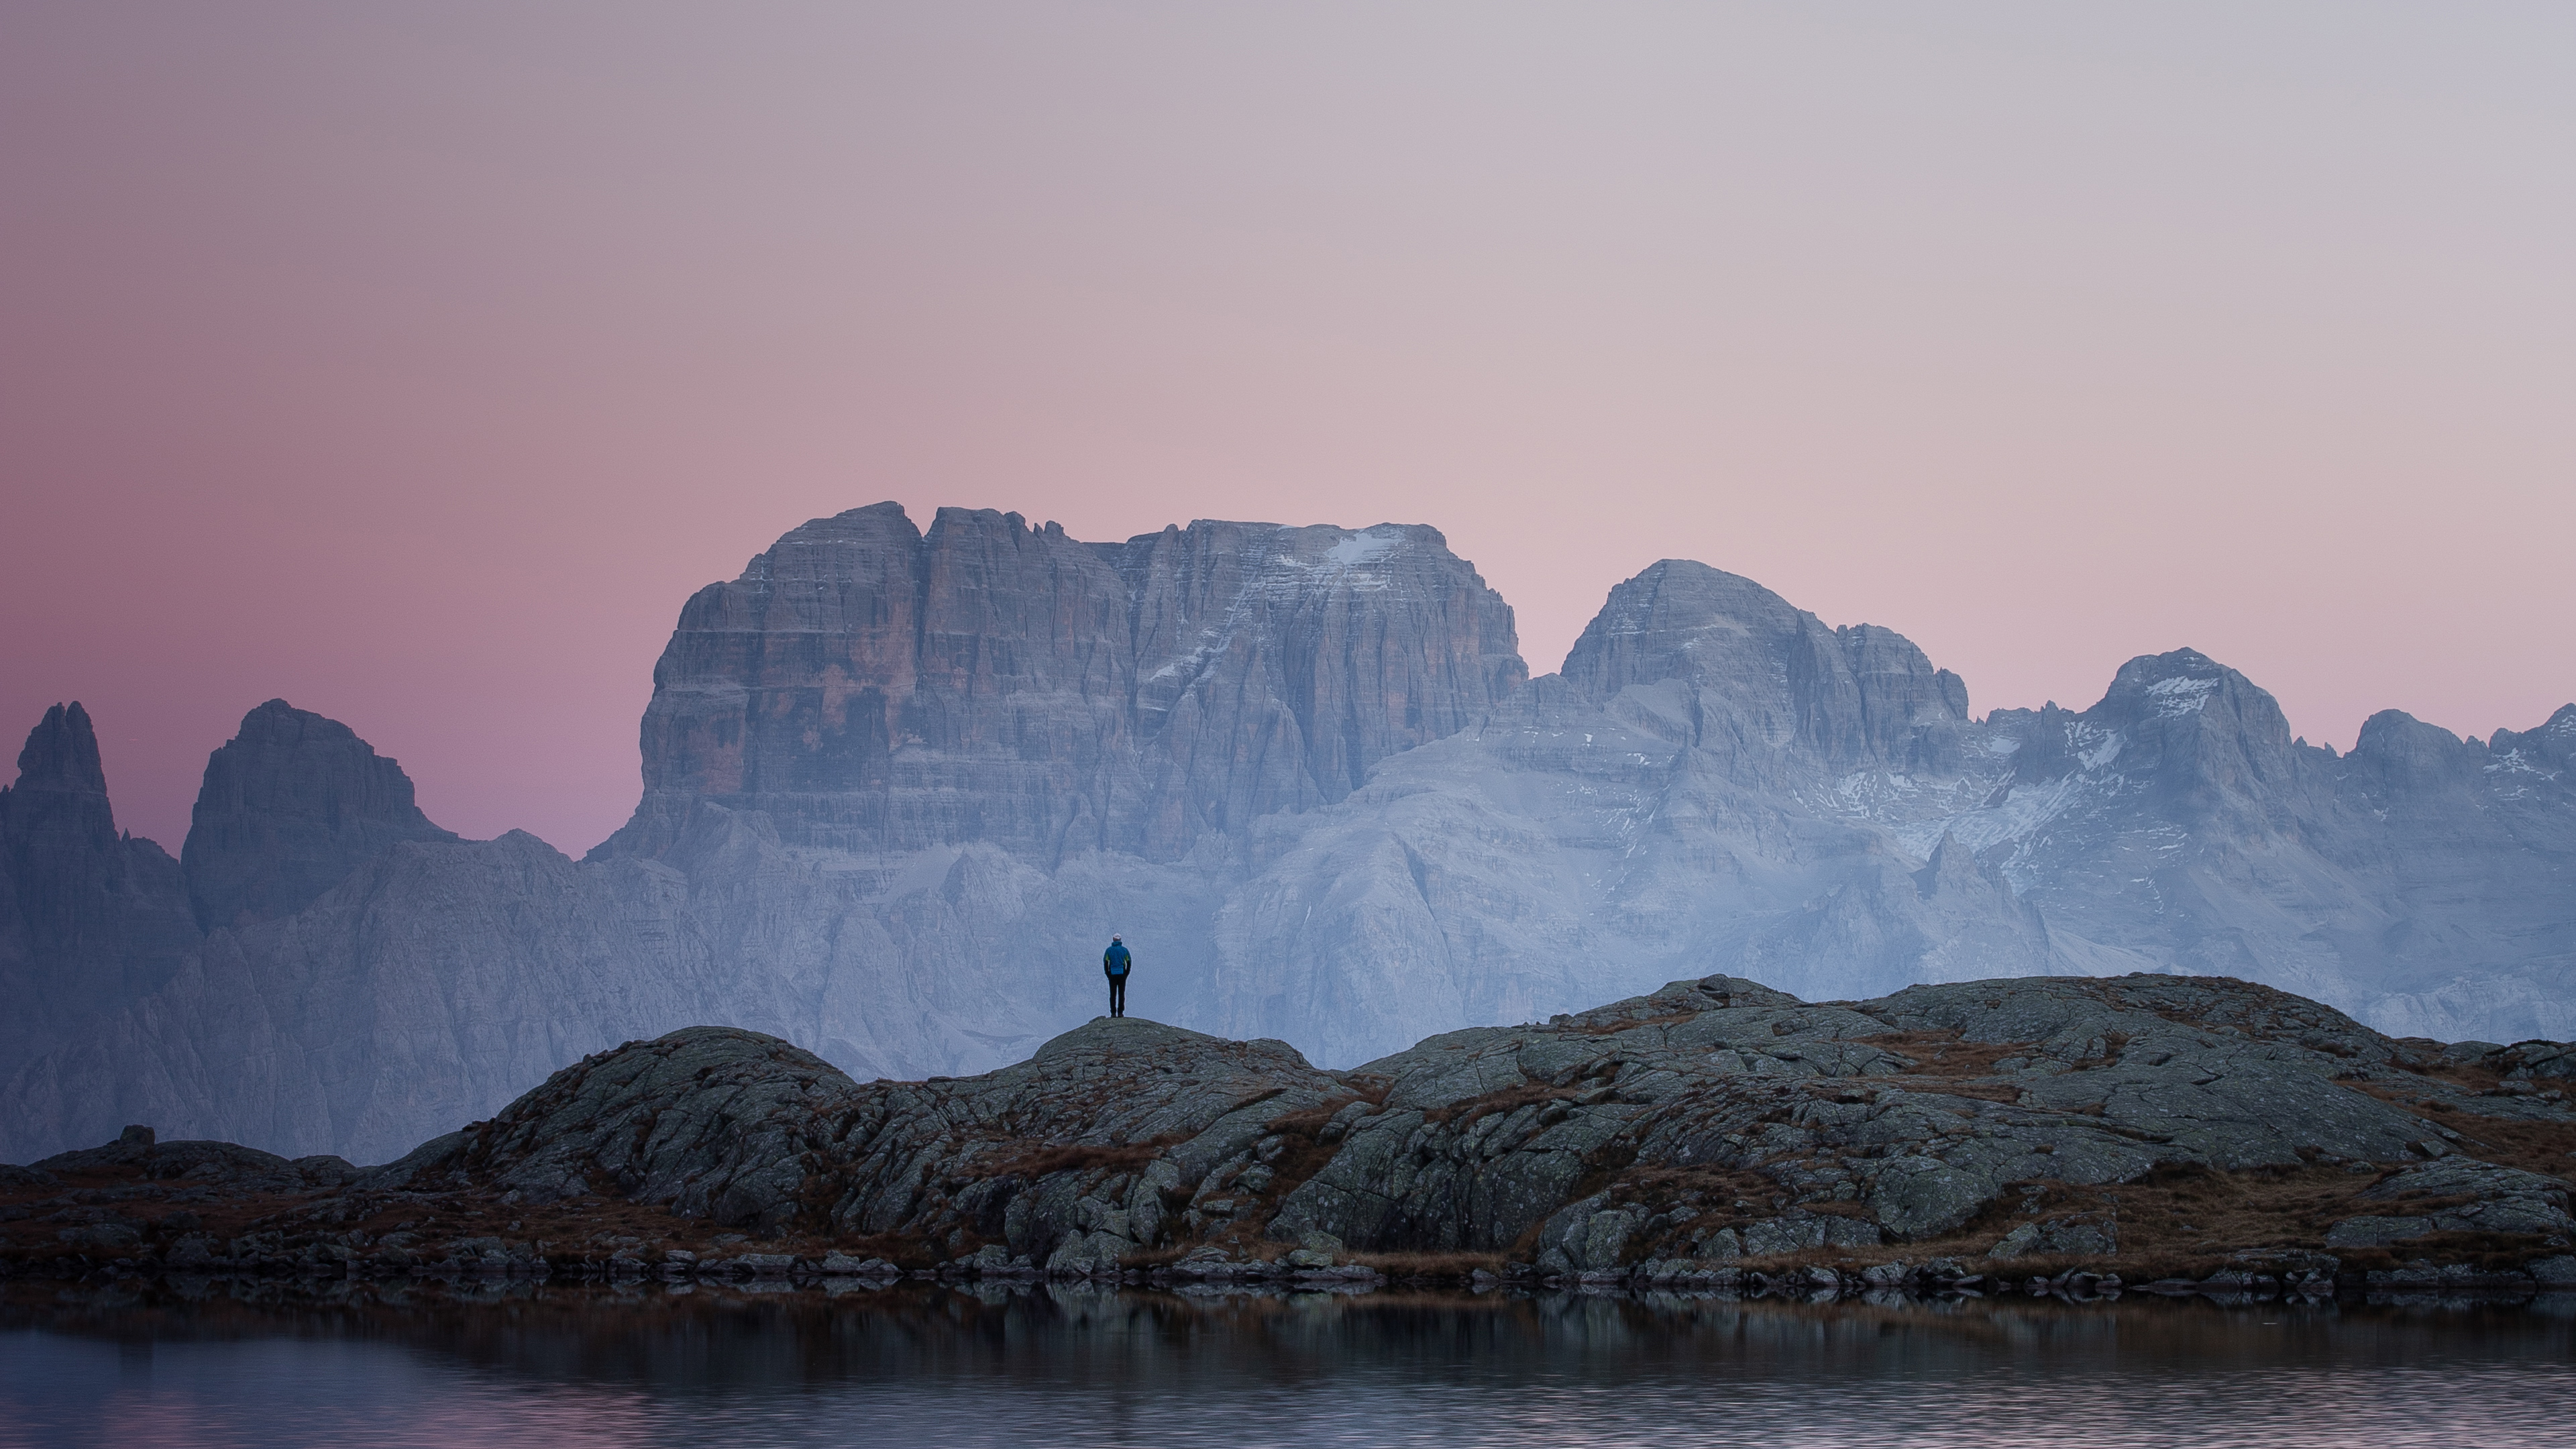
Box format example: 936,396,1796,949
0,702,197,1084
4,702,115,846
182,699,456,930
12,700,110,796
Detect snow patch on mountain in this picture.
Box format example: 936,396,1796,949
1326,527,1402,567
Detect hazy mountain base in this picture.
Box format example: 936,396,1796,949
1227,645,2576,1057
1,508,2569,1164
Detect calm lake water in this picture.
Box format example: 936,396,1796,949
3,1280,2573,1448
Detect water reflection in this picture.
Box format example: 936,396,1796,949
3,1280,2573,1447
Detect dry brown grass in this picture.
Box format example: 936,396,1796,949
1854,1029,2036,1103
1532,1151,2569,1282
1348,1249,1507,1280
1265,1092,1371,1138
1116,1242,1196,1269
1259,1095,1368,1178
2336,1079,2576,1182
1603,1162,1861,1261
1161,1090,1399,1251
0,1150,971,1272
1421,1082,1590,1127
963,1137,1181,1183
2390,1054,2506,1093
2440,1115,2576,1179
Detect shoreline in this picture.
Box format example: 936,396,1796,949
7,1236,2571,1307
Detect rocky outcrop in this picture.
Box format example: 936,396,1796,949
1269,972,2487,1261
362,1026,870,1227
27,1122,354,1193
0,704,197,1080
379,1016,1348,1272
181,699,455,929
2325,1159,2573,1248
7,975,2568,1295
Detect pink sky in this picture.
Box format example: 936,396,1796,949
5,3,2571,854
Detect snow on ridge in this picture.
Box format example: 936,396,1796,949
2485,749,2551,777
1326,527,1402,568
2078,726,2124,770
1890,773,2096,862
2145,675,2220,718
1146,645,1220,684
1813,766,2006,861
2485,747,2558,800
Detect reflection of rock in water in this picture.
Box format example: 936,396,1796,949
14,1277,2576,1425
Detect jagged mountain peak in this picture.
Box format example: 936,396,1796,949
2355,707,2465,751
1992,647,2298,819
10,702,109,801
3,702,123,856
2105,644,2231,686
0,702,197,1079
2094,648,2284,729
227,698,388,755
2487,703,2576,773
1560,558,1969,776
2345,708,2501,796
760,498,923,547
181,699,456,930
1561,559,1801,690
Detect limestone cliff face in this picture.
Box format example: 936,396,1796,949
600,504,1525,863
604,505,1133,861
0,704,196,1081
1114,517,1527,849
182,700,458,930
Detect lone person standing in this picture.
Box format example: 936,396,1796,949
1103,934,1132,1018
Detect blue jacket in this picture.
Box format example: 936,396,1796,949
1104,942,1131,977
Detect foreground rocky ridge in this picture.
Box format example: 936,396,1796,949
3,502,2569,1163
8,974,2572,1302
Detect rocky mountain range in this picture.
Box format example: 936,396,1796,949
3,502,2569,1163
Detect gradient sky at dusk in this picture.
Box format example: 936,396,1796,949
5,3,2571,854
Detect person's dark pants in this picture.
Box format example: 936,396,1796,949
1108,973,1126,1018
